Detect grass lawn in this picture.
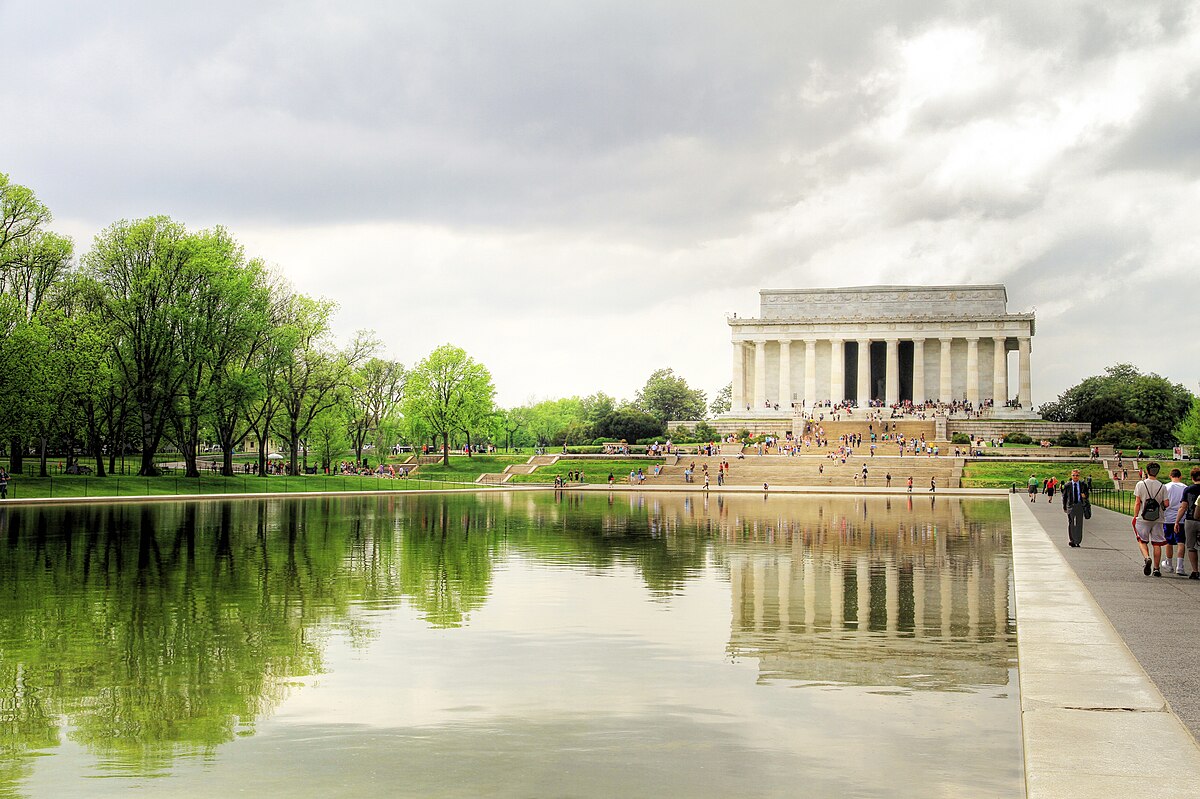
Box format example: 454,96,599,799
960,461,1112,489
0,471,485,501
404,454,529,480
507,459,667,484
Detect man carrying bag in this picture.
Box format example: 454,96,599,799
1062,468,1090,547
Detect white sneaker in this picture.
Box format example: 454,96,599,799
1177,565,1188,575
1161,559,1171,571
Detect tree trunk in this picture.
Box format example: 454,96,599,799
38,436,48,478
92,433,106,478
9,437,23,473
223,446,235,477
442,432,450,466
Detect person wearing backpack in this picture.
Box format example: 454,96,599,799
1134,462,1169,577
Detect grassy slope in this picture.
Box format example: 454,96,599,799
960,461,1111,488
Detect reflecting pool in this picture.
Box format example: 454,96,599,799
0,492,1020,797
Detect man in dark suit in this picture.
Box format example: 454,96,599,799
1062,468,1090,547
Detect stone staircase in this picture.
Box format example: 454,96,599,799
475,454,560,484
794,418,940,445
1104,459,1140,490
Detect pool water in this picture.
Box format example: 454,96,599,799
0,492,1021,798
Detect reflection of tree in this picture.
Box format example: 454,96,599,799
400,497,496,628
0,498,407,784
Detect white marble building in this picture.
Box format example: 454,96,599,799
729,285,1034,415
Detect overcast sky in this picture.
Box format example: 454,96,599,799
2,1,1197,408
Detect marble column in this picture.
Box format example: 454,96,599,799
731,341,745,412
966,337,980,405
753,339,767,411
992,336,1007,404
803,339,817,407
885,338,900,406
912,338,926,405
778,339,791,410
939,337,953,403
856,338,871,406
829,339,845,404
1018,337,1032,408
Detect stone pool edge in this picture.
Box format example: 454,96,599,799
1009,495,1200,798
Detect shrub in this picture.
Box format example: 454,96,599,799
1094,422,1152,449
1054,432,1081,447
693,421,719,442
1006,432,1033,445
951,433,971,445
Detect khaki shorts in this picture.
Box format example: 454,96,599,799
1134,518,1166,544
1185,519,1200,552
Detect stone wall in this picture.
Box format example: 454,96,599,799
947,420,1091,439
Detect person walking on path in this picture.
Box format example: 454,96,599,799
1163,468,1190,574
1062,468,1089,547
1134,462,1169,577
1028,474,1038,502
907,476,913,493
1174,466,1200,580
0,467,8,499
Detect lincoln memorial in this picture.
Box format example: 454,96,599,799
729,285,1035,416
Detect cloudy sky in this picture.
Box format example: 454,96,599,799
2,1,1197,408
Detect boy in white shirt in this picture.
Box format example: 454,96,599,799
1162,468,1189,574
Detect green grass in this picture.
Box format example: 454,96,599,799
506,459,666,484
405,454,528,480
0,472,486,500
960,461,1111,489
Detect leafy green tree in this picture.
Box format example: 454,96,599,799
346,358,405,464
1173,397,1200,449
82,217,198,475
635,368,706,422
402,345,496,465
1040,364,1193,447
272,294,375,476
709,383,732,416
309,407,349,472
594,404,664,442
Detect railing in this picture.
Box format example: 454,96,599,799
1088,487,1136,517
0,471,505,501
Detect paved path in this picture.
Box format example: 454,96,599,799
1024,494,1200,742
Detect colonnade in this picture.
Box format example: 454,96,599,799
731,334,1033,412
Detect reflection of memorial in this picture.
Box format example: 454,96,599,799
718,497,1014,690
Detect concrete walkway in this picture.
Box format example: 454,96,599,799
1011,495,1200,798
1023,494,1200,742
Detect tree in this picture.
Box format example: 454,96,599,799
1040,364,1193,447
82,217,198,475
1174,397,1200,449
635,368,706,422
709,383,732,416
309,407,348,473
346,358,405,464
402,345,496,466
272,294,375,476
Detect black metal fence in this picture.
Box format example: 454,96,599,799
1088,487,1136,516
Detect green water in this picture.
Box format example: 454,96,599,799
0,492,1020,798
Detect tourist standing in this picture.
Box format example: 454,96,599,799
1173,467,1200,580
0,467,8,499
1133,463,1168,577
1061,469,1089,547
